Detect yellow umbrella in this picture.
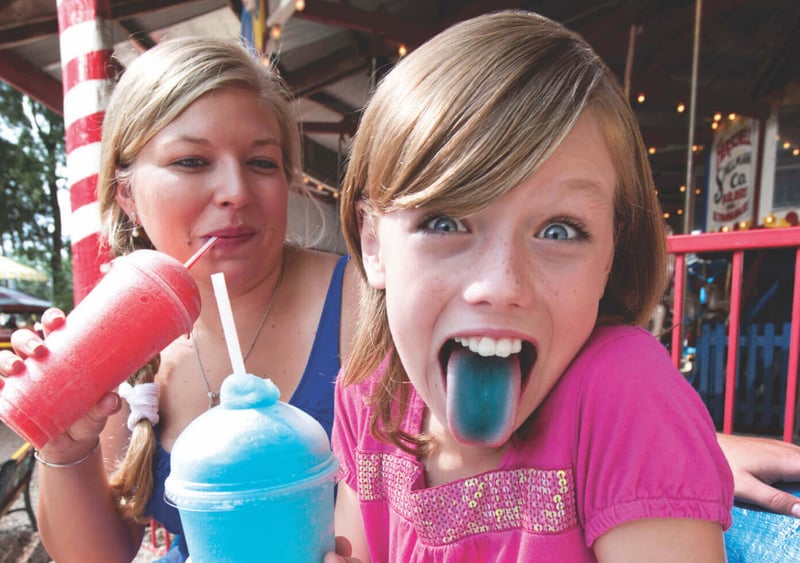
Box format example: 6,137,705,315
0,256,48,282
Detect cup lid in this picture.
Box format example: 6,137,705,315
165,374,337,510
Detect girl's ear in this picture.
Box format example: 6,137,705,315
357,201,386,290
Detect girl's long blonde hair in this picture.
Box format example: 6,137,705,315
339,10,668,454
98,37,302,521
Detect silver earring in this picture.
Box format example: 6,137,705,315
130,212,140,238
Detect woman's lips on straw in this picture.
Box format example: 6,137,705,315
202,227,257,247
184,236,219,269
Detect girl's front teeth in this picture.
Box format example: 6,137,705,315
453,336,522,358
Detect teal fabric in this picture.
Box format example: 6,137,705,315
725,482,800,562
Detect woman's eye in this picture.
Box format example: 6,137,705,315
250,157,280,170
424,215,466,233
173,157,207,168
538,221,586,240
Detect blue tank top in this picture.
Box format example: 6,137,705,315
145,254,348,560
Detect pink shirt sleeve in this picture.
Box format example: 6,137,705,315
571,327,734,546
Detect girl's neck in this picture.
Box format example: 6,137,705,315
422,410,510,488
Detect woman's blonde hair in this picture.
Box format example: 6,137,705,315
99,37,302,521
339,10,668,453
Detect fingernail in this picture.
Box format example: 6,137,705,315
792,503,800,518
9,357,24,374
28,339,46,359
112,393,122,413
0,356,23,376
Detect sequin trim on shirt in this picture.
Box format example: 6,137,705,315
356,451,577,546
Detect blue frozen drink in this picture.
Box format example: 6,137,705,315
165,373,337,562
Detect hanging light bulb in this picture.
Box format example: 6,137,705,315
398,44,408,57
713,112,722,121
295,0,305,10
728,112,736,120
679,185,686,192
648,147,656,154
676,103,686,113
637,93,646,104
271,25,282,40
711,122,719,130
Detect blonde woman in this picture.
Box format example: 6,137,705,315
5,38,357,561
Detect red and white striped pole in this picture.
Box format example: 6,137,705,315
56,0,114,304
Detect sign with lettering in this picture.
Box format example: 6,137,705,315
706,117,759,231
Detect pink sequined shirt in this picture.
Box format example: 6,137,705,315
332,325,733,562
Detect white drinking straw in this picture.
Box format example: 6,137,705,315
184,236,218,269
210,272,247,377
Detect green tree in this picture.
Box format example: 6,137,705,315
0,81,72,310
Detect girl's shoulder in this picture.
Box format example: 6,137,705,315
554,324,687,413
577,325,668,367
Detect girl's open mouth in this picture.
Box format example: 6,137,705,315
439,337,536,446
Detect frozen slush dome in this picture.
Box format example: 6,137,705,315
220,372,280,409
165,373,337,510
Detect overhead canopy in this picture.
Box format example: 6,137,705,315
0,285,51,314
1,0,799,226
0,256,49,282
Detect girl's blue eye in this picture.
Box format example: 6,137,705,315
538,221,585,240
425,215,466,233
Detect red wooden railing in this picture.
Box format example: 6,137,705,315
667,226,800,442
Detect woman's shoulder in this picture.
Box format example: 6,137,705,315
281,247,342,299
287,246,342,270
288,247,358,346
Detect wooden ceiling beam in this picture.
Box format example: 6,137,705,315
0,49,62,114
295,0,436,48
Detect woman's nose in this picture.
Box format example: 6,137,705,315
212,160,250,207
462,239,534,309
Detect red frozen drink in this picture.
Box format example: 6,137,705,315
0,250,201,448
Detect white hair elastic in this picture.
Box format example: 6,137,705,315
118,381,160,431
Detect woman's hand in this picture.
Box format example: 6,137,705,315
0,307,121,464
718,432,800,517
0,307,66,374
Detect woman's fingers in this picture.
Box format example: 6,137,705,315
3,308,66,365
40,392,121,457
40,307,66,336
9,328,46,359
0,350,25,375
735,472,800,517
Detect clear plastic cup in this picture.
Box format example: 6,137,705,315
0,250,201,448
165,373,338,562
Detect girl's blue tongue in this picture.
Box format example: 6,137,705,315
445,346,520,446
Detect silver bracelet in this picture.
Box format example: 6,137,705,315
34,438,100,468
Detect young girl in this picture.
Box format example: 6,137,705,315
331,11,732,561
